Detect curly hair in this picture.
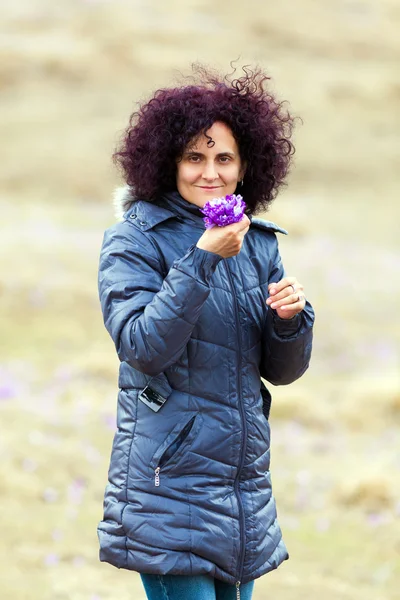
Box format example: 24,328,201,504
113,62,297,214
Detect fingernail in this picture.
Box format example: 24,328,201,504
271,303,277,308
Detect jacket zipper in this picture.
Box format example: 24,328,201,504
225,260,247,600
154,467,160,486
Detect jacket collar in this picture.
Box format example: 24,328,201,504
113,186,205,230
112,185,288,235
113,185,178,230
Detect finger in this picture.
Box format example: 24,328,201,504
268,277,297,290
269,283,304,302
237,225,250,238
279,294,306,311
267,292,303,310
267,277,297,295
236,219,250,232
266,284,304,305
267,285,297,304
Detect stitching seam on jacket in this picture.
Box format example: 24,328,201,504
121,391,139,564
172,266,210,287
186,477,193,575
157,294,198,326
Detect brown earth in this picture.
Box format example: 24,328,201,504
0,1,399,599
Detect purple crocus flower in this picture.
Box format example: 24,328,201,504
200,194,246,229
44,553,59,566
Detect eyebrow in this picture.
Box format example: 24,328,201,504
184,151,236,158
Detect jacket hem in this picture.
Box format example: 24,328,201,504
97,530,289,586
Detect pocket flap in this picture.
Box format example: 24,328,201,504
146,372,173,399
137,372,173,412
118,363,172,397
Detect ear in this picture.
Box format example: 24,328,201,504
239,160,247,181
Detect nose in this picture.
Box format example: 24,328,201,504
202,160,218,181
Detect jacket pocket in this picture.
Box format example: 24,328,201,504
149,412,202,486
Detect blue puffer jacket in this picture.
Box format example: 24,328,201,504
97,188,314,592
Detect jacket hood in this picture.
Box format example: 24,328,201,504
113,185,135,221
113,186,204,223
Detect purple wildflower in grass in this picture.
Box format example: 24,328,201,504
54,364,74,382
0,382,15,401
102,412,117,431
200,194,246,229
44,553,59,566
22,457,38,472
296,469,312,486
0,369,21,401
366,512,387,528
72,555,86,567
43,487,59,503
52,528,64,542
67,477,86,505
295,487,309,511
315,517,331,533
82,441,101,464
29,287,47,308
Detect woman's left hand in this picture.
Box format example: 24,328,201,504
266,277,306,320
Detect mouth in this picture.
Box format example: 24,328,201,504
198,186,221,190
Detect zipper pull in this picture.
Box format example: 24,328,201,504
236,581,241,600
154,467,160,487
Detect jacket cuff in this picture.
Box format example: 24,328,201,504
172,244,223,284
271,309,302,338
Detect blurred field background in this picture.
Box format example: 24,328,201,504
1,1,399,599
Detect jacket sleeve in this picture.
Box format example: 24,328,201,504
259,235,315,386
98,223,223,377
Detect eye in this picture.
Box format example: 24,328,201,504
187,155,201,162
219,156,231,163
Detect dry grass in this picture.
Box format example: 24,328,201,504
0,1,399,599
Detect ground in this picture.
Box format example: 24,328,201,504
0,1,399,599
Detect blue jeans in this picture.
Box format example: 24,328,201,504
140,573,255,600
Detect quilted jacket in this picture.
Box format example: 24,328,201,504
97,188,315,592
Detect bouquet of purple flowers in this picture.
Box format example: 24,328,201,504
200,194,246,229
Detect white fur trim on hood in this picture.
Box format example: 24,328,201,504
112,185,135,221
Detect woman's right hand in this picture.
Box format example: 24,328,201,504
196,215,251,258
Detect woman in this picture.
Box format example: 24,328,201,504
97,64,315,600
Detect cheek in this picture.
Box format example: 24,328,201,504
226,164,241,181
177,164,198,183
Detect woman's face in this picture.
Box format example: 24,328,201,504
176,121,246,207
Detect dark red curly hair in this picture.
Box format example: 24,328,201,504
113,62,297,214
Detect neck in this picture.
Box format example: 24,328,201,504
160,190,205,223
